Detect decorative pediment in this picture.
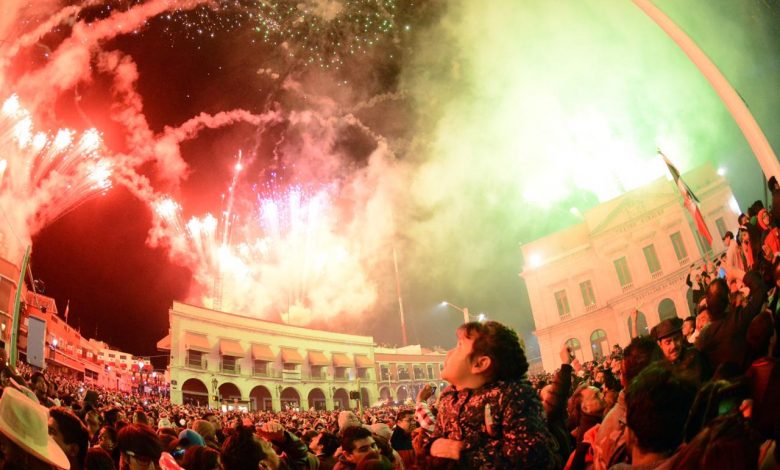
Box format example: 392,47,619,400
587,186,676,237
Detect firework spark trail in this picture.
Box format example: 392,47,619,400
147,108,406,324
0,95,112,259
14,0,212,108
1,5,82,58
0,0,407,328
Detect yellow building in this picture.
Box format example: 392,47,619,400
374,345,446,404
160,301,380,411
521,165,740,372
159,302,447,411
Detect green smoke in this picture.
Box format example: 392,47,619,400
398,0,780,346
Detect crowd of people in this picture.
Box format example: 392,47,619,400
1,194,780,469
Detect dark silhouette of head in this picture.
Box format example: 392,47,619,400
705,278,729,321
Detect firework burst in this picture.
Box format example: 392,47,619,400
0,94,113,259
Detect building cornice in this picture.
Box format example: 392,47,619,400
171,301,376,347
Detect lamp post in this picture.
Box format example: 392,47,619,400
440,301,470,324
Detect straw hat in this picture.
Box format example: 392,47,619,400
0,387,70,469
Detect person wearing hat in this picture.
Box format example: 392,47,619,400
651,317,709,384
0,387,71,469
116,424,164,470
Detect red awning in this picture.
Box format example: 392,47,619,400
308,351,329,366
156,334,171,351
219,339,244,357
355,355,374,368
252,344,275,361
280,348,303,364
184,332,210,353
332,353,351,367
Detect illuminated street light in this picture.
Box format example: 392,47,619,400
52,339,58,348
440,301,470,324
478,313,487,322
717,167,726,176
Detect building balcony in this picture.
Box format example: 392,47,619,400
303,371,329,381
651,271,664,280
678,256,690,266
585,304,598,312
253,369,280,379
185,359,208,371
281,369,301,382
621,283,634,293
219,363,241,375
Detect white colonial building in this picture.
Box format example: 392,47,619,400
520,165,741,372
159,302,445,412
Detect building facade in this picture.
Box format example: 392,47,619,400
520,165,741,372
161,302,447,412
0,254,148,392
374,345,446,404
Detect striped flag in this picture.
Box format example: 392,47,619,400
64,300,70,324
660,151,713,245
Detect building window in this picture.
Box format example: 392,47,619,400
628,311,649,338
670,231,688,261
697,232,713,254
310,365,326,379
221,356,238,373
380,366,390,381
614,257,633,287
590,329,609,361
715,217,727,239
643,244,661,274
282,362,298,371
186,350,203,369
579,280,596,307
253,360,269,376
658,298,678,322
554,290,571,317
565,338,583,363
427,365,434,379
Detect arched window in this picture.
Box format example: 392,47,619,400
564,338,583,363
658,298,678,322
590,329,609,361
627,311,649,338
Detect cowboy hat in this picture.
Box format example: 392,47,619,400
0,387,70,469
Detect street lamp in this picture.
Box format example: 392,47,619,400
440,301,470,324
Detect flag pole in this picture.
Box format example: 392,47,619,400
9,246,31,367
658,150,712,265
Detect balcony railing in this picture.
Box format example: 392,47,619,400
303,371,329,381
678,256,690,266
220,363,241,375
185,359,208,370
651,270,664,280
253,368,281,378
621,282,634,293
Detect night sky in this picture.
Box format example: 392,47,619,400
3,0,779,362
